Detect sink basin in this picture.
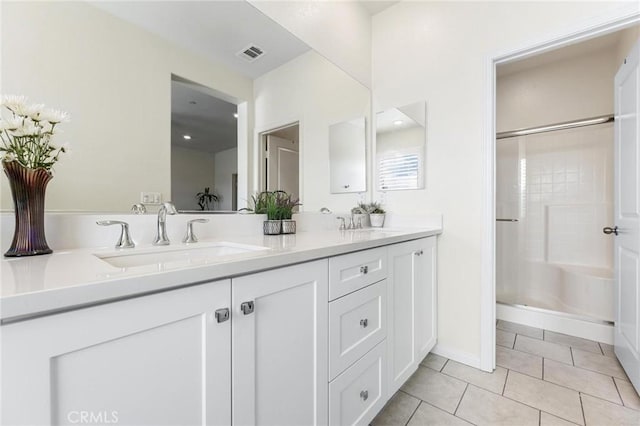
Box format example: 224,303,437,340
95,241,268,268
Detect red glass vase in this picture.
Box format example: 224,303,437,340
3,160,53,257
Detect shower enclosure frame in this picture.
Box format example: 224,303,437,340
480,6,640,373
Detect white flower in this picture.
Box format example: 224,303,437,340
11,123,40,137
39,108,70,124
0,117,23,131
1,152,16,162
1,95,28,112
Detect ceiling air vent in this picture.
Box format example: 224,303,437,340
237,44,265,63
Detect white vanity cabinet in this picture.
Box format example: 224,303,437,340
1,280,232,426
232,260,328,426
387,237,438,396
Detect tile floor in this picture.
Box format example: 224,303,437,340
372,320,640,425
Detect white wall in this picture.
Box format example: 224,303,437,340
214,148,238,211
0,1,253,212
329,119,366,193
497,45,619,132
254,50,370,212
171,146,215,211
248,0,372,88
372,1,636,364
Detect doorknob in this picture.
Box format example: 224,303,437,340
603,226,619,235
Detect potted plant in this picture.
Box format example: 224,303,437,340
0,95,70,256
196,187,220,210
351,201,370,228
250,191,282,235
277,191,301,234
368,202,386,228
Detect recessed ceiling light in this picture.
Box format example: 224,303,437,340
233,113,239,118
183,135,192,140
393,120,403,126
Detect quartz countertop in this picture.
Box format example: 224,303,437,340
0,227,441,323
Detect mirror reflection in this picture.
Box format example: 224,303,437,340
171,78,238,212
376,102,426,191
1,1,370,213
329,117,366,194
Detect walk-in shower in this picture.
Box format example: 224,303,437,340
496,116,614,337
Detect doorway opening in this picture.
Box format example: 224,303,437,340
259,123,300,201
486,21,640,374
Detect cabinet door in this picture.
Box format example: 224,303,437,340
387,238,437,395
415,237,437,361
232,260,328,426
1,280,231,426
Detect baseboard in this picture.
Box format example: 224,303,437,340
432,343,482,370
497,303,614,344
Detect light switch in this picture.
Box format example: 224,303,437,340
140,192,161,205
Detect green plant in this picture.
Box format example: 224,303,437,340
351,201,385,214
0,95,70,171
250,191,281,220
351,201,369,215
368,201,385,214
276,190,301,220
196,187,220,210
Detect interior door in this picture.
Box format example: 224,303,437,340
266,135,299,198
614,38,640,394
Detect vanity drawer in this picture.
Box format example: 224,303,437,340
329,280,387,380
329,341,387,426
329,247,387,300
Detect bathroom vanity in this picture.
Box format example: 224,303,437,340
1,227,439,426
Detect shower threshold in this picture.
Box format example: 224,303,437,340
497,302,614,326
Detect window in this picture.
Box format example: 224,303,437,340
378,153,421,190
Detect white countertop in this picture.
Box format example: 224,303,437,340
0,227,441,323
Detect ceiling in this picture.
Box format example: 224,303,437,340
90,1,311,79
358,0,400,16
171,80,237,154
377,102,425,134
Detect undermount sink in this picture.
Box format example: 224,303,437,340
95,241,268,268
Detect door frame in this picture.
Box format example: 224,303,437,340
481,7,640,372
255,120,302,205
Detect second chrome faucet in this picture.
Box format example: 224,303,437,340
153,202,178,246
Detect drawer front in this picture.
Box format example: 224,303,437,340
329,341,387,426
329,247,387,300
329,280,387,380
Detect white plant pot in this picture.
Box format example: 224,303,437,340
369,213,385,228
352,213,370,228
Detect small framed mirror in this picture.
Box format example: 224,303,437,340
329,117,367,194
376,102,426,191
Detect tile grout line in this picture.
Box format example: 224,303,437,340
598,342,605,356
453,383,469,416
502,369,510,396
538,409,541,426
403,400,422,426
440,358,449,372
612,375,625,407
419,399,478,426
570,347,575,366
579,392,587,426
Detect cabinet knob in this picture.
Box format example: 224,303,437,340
360,390,369,401
215,308,230,323
414,250,424,256
360,318,368,328
360,265,369,274
241,301,255,315
344,184,350,189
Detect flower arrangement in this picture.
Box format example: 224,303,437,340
351,201,385,214
0,95,70,171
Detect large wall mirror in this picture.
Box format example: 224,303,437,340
1,1,370,213
376,102,426,191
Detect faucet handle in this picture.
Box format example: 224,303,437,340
97,220,135,249
131,203,146,214
183,218,210,244
336,216,346,231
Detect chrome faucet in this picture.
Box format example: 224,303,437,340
153,202,178,246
